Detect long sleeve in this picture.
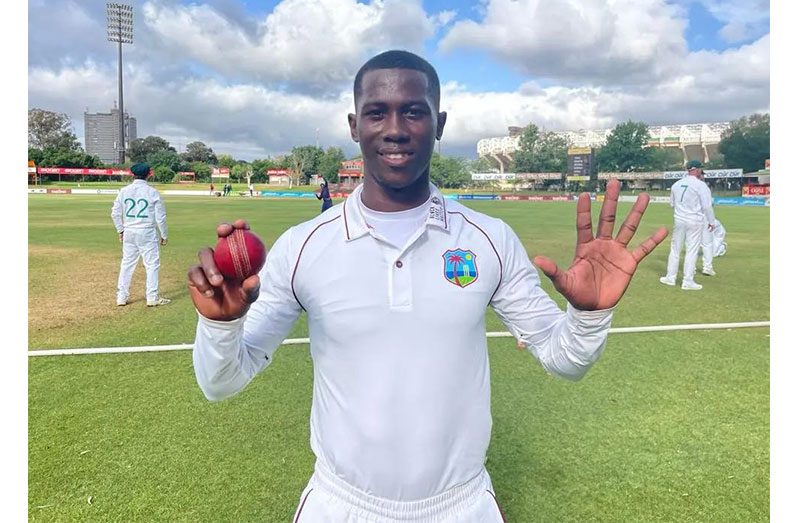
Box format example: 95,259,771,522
490,223,613,381
152,193,168,239
192,228,303,401
111,193,124,233
700,183,716,225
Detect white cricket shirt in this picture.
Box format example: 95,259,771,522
111,179,168,239
193,183,613,501
670,175,716,225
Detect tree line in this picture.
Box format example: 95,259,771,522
510,115,770,175
28,107,769,188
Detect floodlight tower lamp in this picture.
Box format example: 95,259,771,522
106,3,134,164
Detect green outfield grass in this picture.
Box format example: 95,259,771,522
28,194,769,521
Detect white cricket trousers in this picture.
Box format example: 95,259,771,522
292,463,505,523
700,219,713,271
665,218,703,283
117,228,161,303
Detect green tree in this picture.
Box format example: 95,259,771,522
152,165,175,183
192,162,213,182
182,141,218,164
250,158,277,183
217,154,236,169
28,108,82,151
28,147,45,166
147,149,182,173
466,156,496,173
647,147,684,171
231,164,250,182
512,124,568,173
430,153,471,188
595,121,652,172
718,113,769,172
128,136,175,163
319,147,346,183
287,146,323,185
39,148,101,168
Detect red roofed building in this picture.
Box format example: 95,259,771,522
338,159,363,187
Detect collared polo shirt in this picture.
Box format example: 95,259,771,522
193,183,613,501
670,175,716,224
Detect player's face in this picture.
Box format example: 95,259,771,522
349,68,446,191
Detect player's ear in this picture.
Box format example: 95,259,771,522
348,113,359,143
436,111,447,141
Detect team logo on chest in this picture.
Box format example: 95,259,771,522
443,249,478,288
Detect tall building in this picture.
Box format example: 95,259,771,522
84,102,137,164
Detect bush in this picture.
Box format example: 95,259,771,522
152,165,175,183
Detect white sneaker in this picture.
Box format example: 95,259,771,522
702,268,716,276
116,299,127,306
147,297,171,307
681,281,703,290
659,276,676,286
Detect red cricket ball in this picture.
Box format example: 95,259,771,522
213,228,267,282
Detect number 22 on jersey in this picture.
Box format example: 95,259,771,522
124,198,149,218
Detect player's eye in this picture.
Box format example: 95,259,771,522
404,108,427,119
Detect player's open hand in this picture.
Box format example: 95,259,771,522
533,179,668,311
187,219,261,321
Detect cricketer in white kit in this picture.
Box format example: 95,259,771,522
660,160,716,290
188,51,668,522
698,172,718,277
111,163,170,307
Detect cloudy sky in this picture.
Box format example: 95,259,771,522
27,0,770,161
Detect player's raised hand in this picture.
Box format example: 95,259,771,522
533,179,668,311
187,219,261,321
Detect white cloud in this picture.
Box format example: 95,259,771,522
439,0,689,85
433,10,457,28
141,0,440,91
26,0,770,161
439,34,769,153
28,60,358,159
698,0,770,43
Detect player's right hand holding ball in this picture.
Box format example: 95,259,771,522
187,219,263,321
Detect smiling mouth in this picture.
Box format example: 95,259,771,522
379,152,414,160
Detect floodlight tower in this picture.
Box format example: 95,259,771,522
107,3,133,165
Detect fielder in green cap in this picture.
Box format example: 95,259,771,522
110,163,170,306
660,159,715,290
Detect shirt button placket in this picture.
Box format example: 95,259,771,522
391,257,411,309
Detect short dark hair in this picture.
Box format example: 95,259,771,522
353,50,440,110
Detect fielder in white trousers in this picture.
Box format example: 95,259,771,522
117,228,162,304
666,218,704,284
111,169,169,306
700,218,715,275
661,167,715,290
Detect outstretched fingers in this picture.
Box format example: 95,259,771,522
596,179,620,239
631,227,669,263
615,192,650,246
575,193,593,245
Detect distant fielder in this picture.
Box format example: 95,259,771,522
315,179,333,213
111,162,170,307
660,160,715,290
